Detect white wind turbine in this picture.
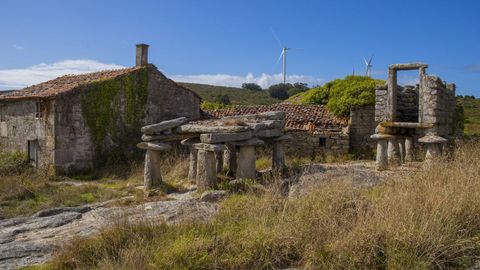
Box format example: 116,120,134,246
272,29,299,84
364,55,374,77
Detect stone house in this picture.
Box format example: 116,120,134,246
204,103,376,157
0,44,201,174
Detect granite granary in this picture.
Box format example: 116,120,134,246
0,44,201,174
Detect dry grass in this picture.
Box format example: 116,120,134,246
41,141,480,269
0,150,191,219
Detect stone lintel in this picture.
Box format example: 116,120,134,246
193,143,226,152
418,135,447,144
200,131,252,143
231,138,264,146
379,121,433,129
389,63,428,71
370,133,393,140
273,134,293,141
137,142,172,151
141,117,188,134
175,124,250,134
180,137,201,146
255,128,284,138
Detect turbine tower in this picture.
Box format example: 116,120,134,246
277,47,292,84
364,55,374,77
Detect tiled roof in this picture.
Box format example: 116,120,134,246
0,66,143,100
204,104,349,131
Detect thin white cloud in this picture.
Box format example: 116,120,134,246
12,45,24,50
170,73,324,89
0,60,126,90
465,64,480,72
0,60,324,90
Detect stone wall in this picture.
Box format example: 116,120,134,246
284,130,349,157
54,66,201,174
375,84,419,123
420,76,456,137
349,106,376,154
0,99,55,170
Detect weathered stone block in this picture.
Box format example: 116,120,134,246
141,117,188,134
200,131,252,143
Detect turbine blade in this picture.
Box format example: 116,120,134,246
276,50,284,64
270,28,283,47
368,55,374,65
364,57,368,66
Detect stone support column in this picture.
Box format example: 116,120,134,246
387,136,401,166
232,138,264,180
404,136,415,162
188,148,198,184
371,134,391,171
215,150,224,174
224,143,237,177
419,135,447,163
237,146,256,180
181,138,200,184
137,142,172,191
272,135,291,170
398,137,406,164
144,149,162,190
194,143,225,192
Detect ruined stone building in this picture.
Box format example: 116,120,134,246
205,103,376,157
0,44,201,174
371,63,457,170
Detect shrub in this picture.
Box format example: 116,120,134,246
200,101,229,110
0,151,29,175
300,75,384,116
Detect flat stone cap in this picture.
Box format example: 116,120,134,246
231,138,264,146
141,117,188,134
370,133,393,140
193,143,225,152
180,137,200,146
137,142,172,151
418,135,448,144
389,62,428,70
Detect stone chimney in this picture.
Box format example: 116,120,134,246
136,43,149,67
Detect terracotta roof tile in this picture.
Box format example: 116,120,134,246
204,104,348,131
0,66,143,100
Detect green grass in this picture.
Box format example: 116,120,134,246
458,96,480,136
179,82,281,105
41,142,480,270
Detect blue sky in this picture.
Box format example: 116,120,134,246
0,0,479,96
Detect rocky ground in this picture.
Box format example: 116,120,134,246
0,161,419,270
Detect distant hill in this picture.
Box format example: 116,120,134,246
178,82,281,105
458,96,480,136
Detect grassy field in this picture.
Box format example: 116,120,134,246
179,82,281,105
0,151,189,219
37,142,480,270
458,96,480,136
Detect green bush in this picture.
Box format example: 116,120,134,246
200,101,229,110
299,76,384,117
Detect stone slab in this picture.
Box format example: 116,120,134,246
141,117,188,134
200,131,252,143
175,124,250,134
136,142,172,151
246,120,285,131
370,133,393,140
232,138,264,146
273,134,292,141
255,128,284,138
418,135,448,144
193,143,226,152
221,111,286,122
181,137,201,146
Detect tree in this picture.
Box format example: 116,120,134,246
242,83,262,91
214,94,231,105
268,84,290,100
